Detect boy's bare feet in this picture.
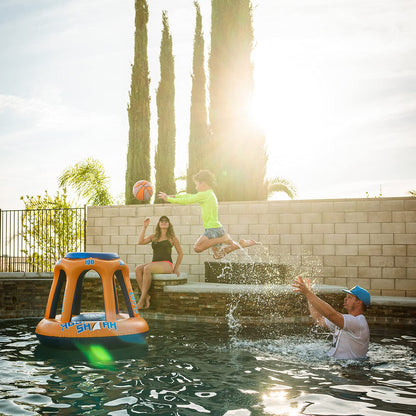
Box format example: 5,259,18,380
239,239,258,248
222,234,238,248
211,238,259,259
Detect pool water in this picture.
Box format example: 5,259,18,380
0,318,415,415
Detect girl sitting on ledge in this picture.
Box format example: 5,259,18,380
135,216,183,309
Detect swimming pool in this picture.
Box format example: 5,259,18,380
0,318,415,415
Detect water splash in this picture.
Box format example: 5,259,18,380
212,243,323,339
226,296,243,342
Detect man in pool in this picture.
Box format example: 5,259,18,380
292,275,370,360
158,169,258,259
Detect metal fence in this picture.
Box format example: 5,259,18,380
0,207,86,272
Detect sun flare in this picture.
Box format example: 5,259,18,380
250,31,363,196
252,51,333,143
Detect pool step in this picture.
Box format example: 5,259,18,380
129,272,188,285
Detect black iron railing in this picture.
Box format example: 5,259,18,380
0,207,86,272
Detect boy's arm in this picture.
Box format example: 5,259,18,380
166,192,205,205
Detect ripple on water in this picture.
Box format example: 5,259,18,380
263,392,414,416
0,318,415,415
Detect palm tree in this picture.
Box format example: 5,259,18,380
58,158,114,206
268,177,297,200
174,175,187,194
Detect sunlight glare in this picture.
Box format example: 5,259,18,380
261,388,303,415
262,389,288,402
251,49,336,189
250,22,368,196
252,53,332,144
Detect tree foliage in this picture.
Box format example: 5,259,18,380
125,0,151,205
208,0,268,201
268,177,297,200
154,11,176,202
20,191,84,271
187,1,208,194
58,157,114,206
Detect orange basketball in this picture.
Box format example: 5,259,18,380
133,180,153,201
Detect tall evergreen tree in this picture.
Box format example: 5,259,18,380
125,0,151,205
208,0,268,201
187,1,208,193
154,11,176,202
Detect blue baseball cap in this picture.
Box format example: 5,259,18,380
342,285,371,306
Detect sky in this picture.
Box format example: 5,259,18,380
0,0,415,209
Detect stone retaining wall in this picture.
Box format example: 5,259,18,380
86,197,416,297
1,274,414,327
0,275,107,319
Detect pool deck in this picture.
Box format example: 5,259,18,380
165,283,416,307
165,282,396,300
150,274,416,307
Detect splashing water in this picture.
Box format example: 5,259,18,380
212,243,324,338
226,296,243,342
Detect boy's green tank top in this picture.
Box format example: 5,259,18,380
167,189,222,229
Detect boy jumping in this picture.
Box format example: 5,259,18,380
158,169,257,259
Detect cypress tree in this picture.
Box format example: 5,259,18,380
187,1,208,194
125,0,151,205
208,0,268,201
154,11,176,202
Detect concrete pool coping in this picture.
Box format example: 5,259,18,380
145,274,416,308
161,282,416,307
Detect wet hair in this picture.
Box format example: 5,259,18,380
154,216,176,242
193,170,216,187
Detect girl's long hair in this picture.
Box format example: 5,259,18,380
153,216,175,242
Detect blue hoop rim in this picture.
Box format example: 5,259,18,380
64,252,120,260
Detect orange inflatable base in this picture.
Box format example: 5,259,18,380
35,312,149,349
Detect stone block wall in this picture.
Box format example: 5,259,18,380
0,278,51,319
86,197,416,297
1,274,415,325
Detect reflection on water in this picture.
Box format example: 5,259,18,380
0,318,415,415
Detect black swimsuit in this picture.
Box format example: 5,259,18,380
151,239,173,263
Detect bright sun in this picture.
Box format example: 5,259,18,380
250,39,354,195
252,50,333,146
